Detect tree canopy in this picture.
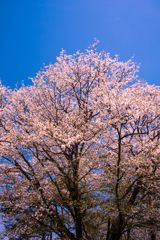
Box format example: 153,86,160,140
0,46,160,240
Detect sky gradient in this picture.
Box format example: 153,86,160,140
0,0,160,88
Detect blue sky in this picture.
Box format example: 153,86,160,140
0,0,160,88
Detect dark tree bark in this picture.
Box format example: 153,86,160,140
150,230,156,240
107,213,124,240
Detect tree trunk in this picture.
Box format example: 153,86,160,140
107,214,124,240
150,230,156,240
42,233,46,240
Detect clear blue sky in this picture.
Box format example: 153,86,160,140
0,0,160,88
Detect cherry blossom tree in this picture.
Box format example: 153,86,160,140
0,45,160,240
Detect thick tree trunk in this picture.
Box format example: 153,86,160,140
49,232,52,240
42,233,46,240
107,226,122,240
107,214,124,240
150,230,156,240
75,211,83,240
